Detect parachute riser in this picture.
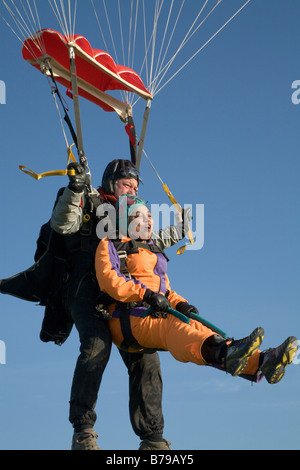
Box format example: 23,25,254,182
68,46,84,160
136,99,152,171
68,44,91,189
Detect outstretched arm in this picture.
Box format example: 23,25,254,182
152,209,192,250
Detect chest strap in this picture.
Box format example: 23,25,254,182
113,238,168,278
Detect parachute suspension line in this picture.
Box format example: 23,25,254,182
50,78,69,149
18,56,80,181
97,0,139,107
148,0,184,96
141,0,148,89
3,0,33,39
45,1,89,170
131,0,165,106
148,0,163,95
127,0,134,69
90,0,109,51
67,0,77,39
150,0,176,95
126,0,139,106
117,0,129,105
150,0,220,95
142,148,194,255
130,0,183,107
0,10,28,47
45,62,78,150
15,0,39,38
48,0,68,37
1,0,45,55
150,0,209,94
58,0,68,34
47,0,77,39
129,0,139,73
90,0,138,107
117,0,126,66
95,0,126,105
1,0,81,151
153,0,252,97
101,0,120,65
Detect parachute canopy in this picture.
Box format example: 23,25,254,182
22,28,152,121
3,0,253,167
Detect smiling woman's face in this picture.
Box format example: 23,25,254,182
128,205,153,240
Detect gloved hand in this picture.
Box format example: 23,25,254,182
176,301,199,317
143,289,171,318
68,162,87,193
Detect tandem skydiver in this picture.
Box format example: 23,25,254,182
95,195,298,397
50,158,193,450
0,159,190,450
0,158,190,450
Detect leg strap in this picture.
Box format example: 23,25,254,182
119,308,156,354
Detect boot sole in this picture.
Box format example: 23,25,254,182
227,327,264,376
265,336,298,384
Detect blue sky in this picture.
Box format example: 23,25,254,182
0,0,299,450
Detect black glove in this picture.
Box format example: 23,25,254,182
143,289,171,318
68,162,87,193
176,301,199,317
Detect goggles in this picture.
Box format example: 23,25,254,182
118,167,142,183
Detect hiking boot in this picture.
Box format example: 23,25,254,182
225,327,264,376
71,429,100,450
139,438,171,450
260,336,298,384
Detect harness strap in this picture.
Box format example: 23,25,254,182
113,239,169,262
119,308,143,352
79,191,104,252
119,306,157,354
133,240,169,262
113,238,166,353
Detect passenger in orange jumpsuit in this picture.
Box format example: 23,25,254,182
95,195,297,384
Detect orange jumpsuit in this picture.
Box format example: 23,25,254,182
95,237,261,374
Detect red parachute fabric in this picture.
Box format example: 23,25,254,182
22,29,152,115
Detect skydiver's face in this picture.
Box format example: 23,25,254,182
128,205,153,240
114,178,138,197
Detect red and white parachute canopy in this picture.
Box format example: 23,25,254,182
22,28,152,122
2,0,253,167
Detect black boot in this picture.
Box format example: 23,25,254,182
202,334,228,364
202,328,264,377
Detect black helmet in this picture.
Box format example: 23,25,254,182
101,159,141,195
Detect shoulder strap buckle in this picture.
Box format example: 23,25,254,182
118,250,128,261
